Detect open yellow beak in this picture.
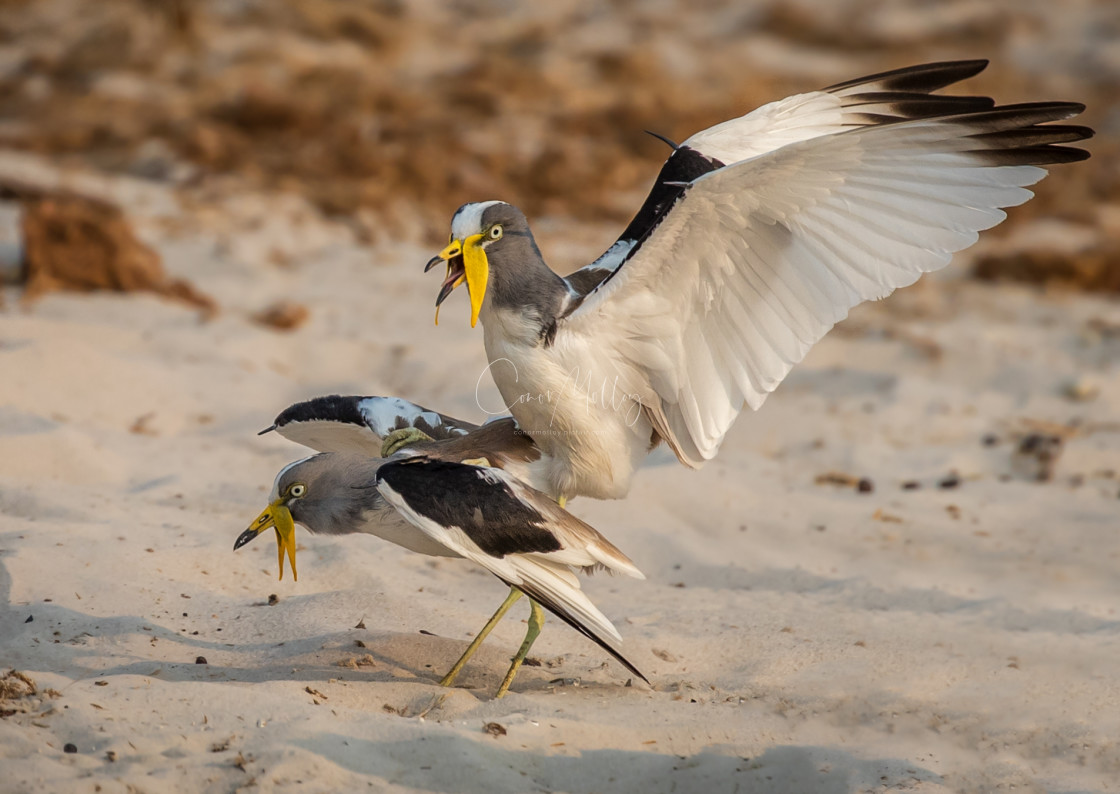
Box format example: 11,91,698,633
234,500,299,581
428,233,488,328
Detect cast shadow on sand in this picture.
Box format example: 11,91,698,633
294,733,942,793
0,551,633,692
5,539,1118,696
648,534,1120,637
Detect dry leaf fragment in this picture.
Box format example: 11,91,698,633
872,508,903,523
252,301,309,331
483,722,507,737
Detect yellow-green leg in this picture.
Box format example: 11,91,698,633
495,598,546,698
440,587,522,688
381,427,434,458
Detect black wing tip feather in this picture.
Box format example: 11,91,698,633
953,102,1094,165
969,125,1095,149
983,123,1094,140
829,62,999,126
827,66,1093,145
975,145,1091,167
514,581,650,685
825,59,990,94
972,101,1088,121
845,91,994,107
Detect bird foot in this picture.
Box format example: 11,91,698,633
381,427,435,457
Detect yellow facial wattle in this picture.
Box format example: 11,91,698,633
431,234,488,328
242,501,299,581
461,232,489,328
271,504,298,581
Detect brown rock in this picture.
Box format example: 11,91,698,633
20,194,216,314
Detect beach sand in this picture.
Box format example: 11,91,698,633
2,163,1118,792
2,2,1119,791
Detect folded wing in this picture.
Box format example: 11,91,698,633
375,457,646,680
264,395,479,454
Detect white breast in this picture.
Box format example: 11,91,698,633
481,307,653,500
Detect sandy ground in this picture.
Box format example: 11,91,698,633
1,145,1118,794
0,3,1118,788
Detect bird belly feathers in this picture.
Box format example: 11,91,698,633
483,308,652,500
356,508,461,558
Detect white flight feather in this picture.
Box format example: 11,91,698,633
683,91,852,164
565,116,1049,466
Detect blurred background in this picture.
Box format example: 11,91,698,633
0,0,1116,293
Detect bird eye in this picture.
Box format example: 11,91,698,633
489,225,503,240
289,483,306,498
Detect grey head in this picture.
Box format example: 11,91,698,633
276,452,387,536
430,201,568,333
472,202,567,319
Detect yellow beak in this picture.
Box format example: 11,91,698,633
430,233,488,328
235,500,299,581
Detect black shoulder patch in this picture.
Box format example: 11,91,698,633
377,459,561,558
273,395,367,430
579,145,725,296
616,146,725,244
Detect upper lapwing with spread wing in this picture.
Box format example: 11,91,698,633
426,60,1093,503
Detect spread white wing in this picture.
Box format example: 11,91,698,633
564,103,1090,466
571,60,997,286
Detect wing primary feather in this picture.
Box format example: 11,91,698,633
796,205,944,288
840,92,995,117
716,251,808,367
725,233,822,342
558,63,1091,476
824,59,989,94
513,579,648,683
737,227,848,325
